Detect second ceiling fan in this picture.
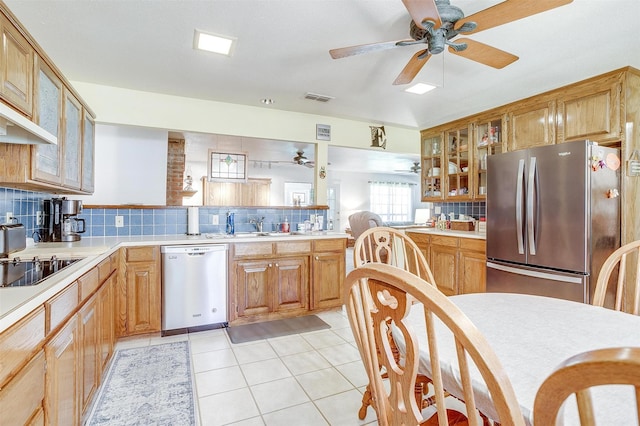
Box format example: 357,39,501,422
330,0,573,85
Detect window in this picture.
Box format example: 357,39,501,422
369,181,413,223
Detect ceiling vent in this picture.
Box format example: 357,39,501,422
304,92,334,103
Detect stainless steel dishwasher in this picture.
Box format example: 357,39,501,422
161,244,228,335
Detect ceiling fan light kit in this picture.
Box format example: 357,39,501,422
330,0,574,85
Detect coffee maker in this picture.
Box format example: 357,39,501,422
42,197,85,242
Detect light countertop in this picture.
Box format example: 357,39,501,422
0,232,347,333
404,228,486,240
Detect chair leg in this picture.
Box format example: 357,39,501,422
358,385,374,420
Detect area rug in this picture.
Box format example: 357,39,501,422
86,341,196,425
227,314,331,344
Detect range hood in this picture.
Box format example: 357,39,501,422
0,101,57,145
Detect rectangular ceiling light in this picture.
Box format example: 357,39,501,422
405,83,436,95
194,30,235,55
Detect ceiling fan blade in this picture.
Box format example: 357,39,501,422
448,38,518,69
330,40,410,59
393,50,432,85
457,0,573,35
401,0,441,30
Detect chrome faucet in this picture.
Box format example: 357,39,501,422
250,217,265,232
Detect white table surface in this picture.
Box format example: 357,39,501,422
400,292,640,425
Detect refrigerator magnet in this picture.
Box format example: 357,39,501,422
606,153,621,171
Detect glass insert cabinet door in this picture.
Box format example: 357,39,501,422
446,126,470,199
475,117,505,198
33,59,62,184
421,134,443,200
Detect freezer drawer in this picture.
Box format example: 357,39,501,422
487,261,588,303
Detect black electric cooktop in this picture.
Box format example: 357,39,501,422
0,256,82,288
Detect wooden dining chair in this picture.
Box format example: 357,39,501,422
353,227,439,420
533,347,640,426
353,226,435,284
592,240,640,314
344,263,525,426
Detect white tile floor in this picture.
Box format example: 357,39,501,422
113,306,378,426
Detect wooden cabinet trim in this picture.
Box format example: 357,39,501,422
233,242,274,257
276,240,311,255
124,245,158,262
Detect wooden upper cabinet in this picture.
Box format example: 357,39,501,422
557,73,622,144
508,100,556,151
32,55,63,185
0,13,33,116
62,88,82,189
202,177,271,206
81,111,95,192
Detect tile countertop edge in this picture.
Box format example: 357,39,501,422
0,232,349,333
405,229,487,240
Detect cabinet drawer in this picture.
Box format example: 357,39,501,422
0,306,45,387
0,350,44,425
97,257,112,283
233,242,273,257
277,240,311,254
431,235,459,248
460,238,486,253
124,246,157,262
78,267,99,301
312,238,346,252
110,250,120,271
407,232,430,246
46,281,78,333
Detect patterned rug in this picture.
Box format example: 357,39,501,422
86,341,196,425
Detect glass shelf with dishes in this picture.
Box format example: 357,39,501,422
421,133,443,200
474,116,506,199
445,126,471,200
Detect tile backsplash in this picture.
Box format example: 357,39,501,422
1,187,485,240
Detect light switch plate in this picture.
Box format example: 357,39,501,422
36,211,43,226
115,215,124,228
211,215,219,225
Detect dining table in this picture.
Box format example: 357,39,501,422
397,292,640,425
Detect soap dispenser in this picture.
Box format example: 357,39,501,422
281,217,290,233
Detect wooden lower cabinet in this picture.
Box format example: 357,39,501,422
0,350,45,426
407,232,486,295
45,315,80,426
118,246,161,336
231,238,346,324
79,294,99,414
98,274,115,371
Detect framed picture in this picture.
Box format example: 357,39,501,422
208,150,247,182
292,192,306,206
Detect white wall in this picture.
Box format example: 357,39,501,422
76,124,168,205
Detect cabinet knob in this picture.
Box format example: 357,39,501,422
315,256,319,260
275,263,279,267
268,263,272,267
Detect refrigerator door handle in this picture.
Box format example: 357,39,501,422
527,156,537,255
516,159,525,254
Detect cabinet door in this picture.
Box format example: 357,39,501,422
445,126,471,199
509,100,556,151
0,14,33,115
98,275,115,372
0,350,45,426
62,88,82,189
79,295,98,413
311,252,344,310
125,262,161,335
421,132,444,200
45,315,80,426
32,56,62,184
430,245,458,296
558,74,622,143
274,256,308,313
235,259,272,317
81,111,95,192
459,249,487,294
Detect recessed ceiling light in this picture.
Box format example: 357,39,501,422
405,83,437,95
194,29,235,55
261,98,275,105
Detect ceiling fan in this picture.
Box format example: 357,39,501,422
292,150,315,168
329,0,573,85
395,161,421,174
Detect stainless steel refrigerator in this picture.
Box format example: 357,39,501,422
486,140,621,303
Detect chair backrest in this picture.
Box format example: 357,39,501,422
344,263,525,426
353,226,435,285
348,211,384,241
533,347,640,426
592,240,640,314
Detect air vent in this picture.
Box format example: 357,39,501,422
304,92,334,103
